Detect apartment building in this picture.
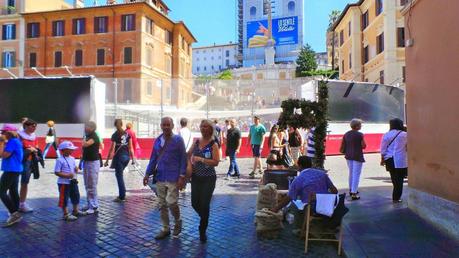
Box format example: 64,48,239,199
331,0,407,86
192,42,238,76
22,0,196,107
0,0,70,78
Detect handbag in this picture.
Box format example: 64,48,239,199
383,131,402,172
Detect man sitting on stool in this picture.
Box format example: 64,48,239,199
272,156,338,230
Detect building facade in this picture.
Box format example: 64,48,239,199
22,1,196,107
402,0,459,240
331,0,406,86
0,0,70,78
238,0,304,67
315,52,330,70
192,42,238,76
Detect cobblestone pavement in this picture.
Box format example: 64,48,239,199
0,154,388,257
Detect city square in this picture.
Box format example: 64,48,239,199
0,0,458,257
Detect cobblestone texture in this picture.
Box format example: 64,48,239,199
2,154,381,258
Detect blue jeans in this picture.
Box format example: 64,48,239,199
227,149,240,176
113,155,130,200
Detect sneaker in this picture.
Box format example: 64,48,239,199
249,171,255,179
351,194,361,201
155,230,171,240
64,214,78,221
73,210,88,217
19,203,34,213
231,174,240,179
4,212,22,227
85,208,96,215
113,197,126,203
258,169,264,175
172,220,182,238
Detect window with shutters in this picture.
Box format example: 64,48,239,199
361,11,369,30
364,46,369,63
145,18,154,35
339,30,344,46
2,51,15,68
165,30,173,45
27,23,40,38
121,14,135,31
54,51,62,67
97,49,105,66
29,52,36,68
376,0,383,16
397,28,405,47
94,16,108,33
377,33,384,54
75,50,83,66
2,24,16,40
72,18,86,35
52,20,65,36
124,47,132,64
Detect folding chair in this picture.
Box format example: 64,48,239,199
301,195,344,255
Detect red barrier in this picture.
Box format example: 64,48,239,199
37,133,383,159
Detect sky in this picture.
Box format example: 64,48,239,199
80,0,355,52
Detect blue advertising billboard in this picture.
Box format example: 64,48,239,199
247,16,298,48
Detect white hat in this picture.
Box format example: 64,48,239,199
58,141,78,150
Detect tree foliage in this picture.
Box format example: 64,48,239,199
328,10,342,31
295,44,317,77
217,70,232,80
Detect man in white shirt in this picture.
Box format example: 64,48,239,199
179,118,192,152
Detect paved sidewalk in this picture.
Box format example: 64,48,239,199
341,186,459,258
1,154,457,257
0,157,343,258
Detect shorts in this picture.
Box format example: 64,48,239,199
252,144,261,157
21,160,32,185
58,181,80,208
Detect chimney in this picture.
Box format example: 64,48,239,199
73,0,84,8
107,0,117,4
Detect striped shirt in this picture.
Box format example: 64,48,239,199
306,128,315,158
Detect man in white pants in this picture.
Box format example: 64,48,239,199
82,121,101,214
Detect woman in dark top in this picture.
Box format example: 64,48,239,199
104,119,134,202
188,119,220,243
340,119,366,200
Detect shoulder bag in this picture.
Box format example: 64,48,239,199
383,131,402,172
150,136,171,184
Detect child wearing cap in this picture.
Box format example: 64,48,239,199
54,141,86,221
0,124,24,227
